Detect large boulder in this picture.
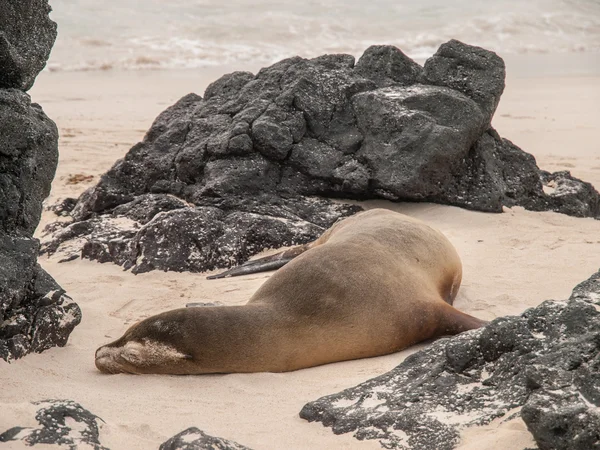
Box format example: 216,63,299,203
43,40,600,273
422,39,506,124
0,0,57,91
0,235,81,360
300,270,600,450
0,37,80,360
0,89,58,235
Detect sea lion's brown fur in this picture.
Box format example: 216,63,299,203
95,209,486,375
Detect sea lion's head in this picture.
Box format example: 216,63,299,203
95,318,194,374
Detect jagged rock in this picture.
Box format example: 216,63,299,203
520,273,600,450
0,234,81,361
0,0,57,91
422,39,506,123
0,89,58,236
351,83,486,202
355,45,423,88
300,270,600,450
42,193,361,274
43,40,600,274
160,427,251,450
535,170,600,217
0,400,108,450
0,47,79,359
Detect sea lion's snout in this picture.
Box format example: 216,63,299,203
95,344,126,374
95,336,194,374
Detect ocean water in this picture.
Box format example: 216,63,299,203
46,0,600,71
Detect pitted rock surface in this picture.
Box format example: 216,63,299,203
0,89,59,236
42,194,361,274
0,400,108,450
0,0,57,91
0,100,80,361
0,6,80,360
300,270,600,450
43,40,600,274
160,427,252,450
0,235,81,361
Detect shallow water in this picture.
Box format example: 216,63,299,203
47,0,600,71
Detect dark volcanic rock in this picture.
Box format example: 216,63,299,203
0,234,81,361
43,40,600,273
300,270,600,450
0,89,59,236
0,0,57,91
160,427,252,450
0,400,108,450
520,272,600,450
0,11,79,360
42,193,361,274
355,45,423,88
351,83,486,202
423,39,506,123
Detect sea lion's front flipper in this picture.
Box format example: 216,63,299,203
435,302,489,337
206,244,310,280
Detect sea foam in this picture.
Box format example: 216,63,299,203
46,0,600,72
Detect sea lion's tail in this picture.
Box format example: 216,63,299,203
206,244,311,280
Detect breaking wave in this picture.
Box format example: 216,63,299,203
47,0,600,72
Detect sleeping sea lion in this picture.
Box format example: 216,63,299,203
95,208,486,374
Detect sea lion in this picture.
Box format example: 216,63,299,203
95,208,486,375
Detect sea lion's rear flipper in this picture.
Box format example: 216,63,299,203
435,302,489,337
206,244,310,280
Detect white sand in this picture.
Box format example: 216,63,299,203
1,62,599,449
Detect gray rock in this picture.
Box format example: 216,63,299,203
0,0,57,91
536,170,600,217
520,273,600,450
42,193,361,274
0,5,79,361
423,39,505,124
300,270,600,450
43,41,600,274
160,427,251,450
0,400,108,450
352,84,486,201
355,45,423,88
0,234,81,361
0,89,58,236
0,90,79,361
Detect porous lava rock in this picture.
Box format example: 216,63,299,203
0,93,80,361
0,89,58,235
160,427,252,450
0,0,57,91
43,40,600,273
0,235,80,361
42,193,361,274
0,6,80,361
0,400,108,450
300,270,600,450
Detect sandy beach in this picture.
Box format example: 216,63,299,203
1,53,599,449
